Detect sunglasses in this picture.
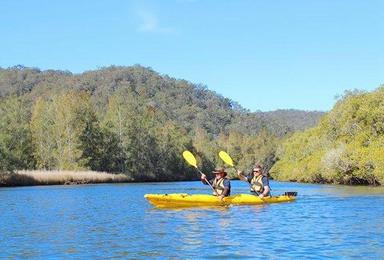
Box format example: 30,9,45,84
253,170,261,173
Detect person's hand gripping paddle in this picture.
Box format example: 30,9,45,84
182,151,216,193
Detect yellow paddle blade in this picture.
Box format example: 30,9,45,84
183,150,197,168
219,151,234,167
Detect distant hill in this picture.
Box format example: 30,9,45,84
0,65,324,181
259,109,325,132
0,65,323,136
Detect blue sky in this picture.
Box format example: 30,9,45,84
1,0,383,111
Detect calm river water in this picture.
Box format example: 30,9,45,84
1,180,383,259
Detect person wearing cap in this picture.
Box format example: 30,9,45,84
237,164,271,198
201,168,231,200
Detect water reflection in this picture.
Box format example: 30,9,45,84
321,184,384,196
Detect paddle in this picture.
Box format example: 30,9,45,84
218,151,250,184
182,151,216,193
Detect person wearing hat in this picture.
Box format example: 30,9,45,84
237,164,271,198
201,168,231,200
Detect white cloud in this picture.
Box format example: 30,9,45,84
136,9,174,34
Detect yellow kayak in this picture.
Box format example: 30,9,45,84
144,192,297,208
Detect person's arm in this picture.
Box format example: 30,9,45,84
259,186,270,198
259,176,270,198
237,170,248,181
219,188,229,201
218,179,230,200
200,174,212,185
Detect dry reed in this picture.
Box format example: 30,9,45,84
0,170,131,187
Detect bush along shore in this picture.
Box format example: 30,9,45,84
0,170,131,187
271,87,384,186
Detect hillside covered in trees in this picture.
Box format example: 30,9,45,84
271,87,384,185
0,65,323,182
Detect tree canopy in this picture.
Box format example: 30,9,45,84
0,65,324,181
271,87,384,185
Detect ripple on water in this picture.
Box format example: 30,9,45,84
0,181,383,258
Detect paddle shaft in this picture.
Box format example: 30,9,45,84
197,169,216,193
182,150,217,194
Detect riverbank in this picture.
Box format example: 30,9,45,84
0,170,131,187
2,170,382,188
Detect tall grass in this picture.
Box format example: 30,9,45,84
0,170,131,187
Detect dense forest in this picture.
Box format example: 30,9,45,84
0,65,324,181
271,87,384,185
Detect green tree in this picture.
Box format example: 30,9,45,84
0,96,35,170
271,87,384,185
102,93,142,177
31,92,96,170
30,97,56,169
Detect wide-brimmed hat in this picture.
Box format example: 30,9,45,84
212,168,227,176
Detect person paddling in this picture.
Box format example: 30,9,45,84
201,168,231,200
237,164,271,198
